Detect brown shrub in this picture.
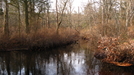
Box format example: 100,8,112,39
0,28,79,51
95,36,134,66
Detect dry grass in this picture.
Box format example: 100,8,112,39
0,28,79,51
79,21,133,50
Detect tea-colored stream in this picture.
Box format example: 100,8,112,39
0,44,134,75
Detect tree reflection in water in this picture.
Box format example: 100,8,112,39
0,45,134,75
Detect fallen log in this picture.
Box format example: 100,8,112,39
0,48,29,51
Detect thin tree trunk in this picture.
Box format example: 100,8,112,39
17,1,21,37
126,2,129,27
24,0,30,33
47,8,50,28
56,0,59,34
4,0,9,36
56,0,68,34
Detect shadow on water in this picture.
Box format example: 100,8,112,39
0,44,134,75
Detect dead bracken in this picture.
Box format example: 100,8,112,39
94,37,134,66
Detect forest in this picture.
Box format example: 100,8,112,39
1,0,134,66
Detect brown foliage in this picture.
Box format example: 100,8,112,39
0,28,79,51
95,36,134,66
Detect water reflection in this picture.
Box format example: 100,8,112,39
0,45,134,75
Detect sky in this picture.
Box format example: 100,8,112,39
50,0,88,12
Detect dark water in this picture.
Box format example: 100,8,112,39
0,44,134,75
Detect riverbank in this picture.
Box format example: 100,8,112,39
93,25,134,66
0,28,79,51
79,25,134,66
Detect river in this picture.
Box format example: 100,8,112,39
0,44,134,75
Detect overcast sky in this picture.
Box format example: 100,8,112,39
50,0,88,12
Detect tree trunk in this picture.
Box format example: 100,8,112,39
56,0,59,34
47,8,50,28
17,0,21,37
56,0,68,34
4,0,9,36
24,0,30,33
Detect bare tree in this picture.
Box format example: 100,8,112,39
0,0,4,32
0,0,3,15
56,0,69,34
67,0,74,27
4,0,9,36
17,0,21,36
24,0,30,33
125,0,134,27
